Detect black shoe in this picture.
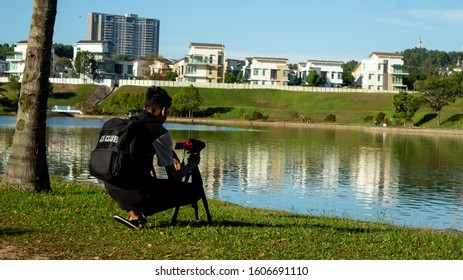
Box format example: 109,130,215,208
114,215,147,229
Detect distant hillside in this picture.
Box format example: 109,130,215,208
401,48,463,88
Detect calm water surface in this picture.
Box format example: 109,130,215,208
1,115,462,231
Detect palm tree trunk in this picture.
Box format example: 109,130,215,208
2,0,57,191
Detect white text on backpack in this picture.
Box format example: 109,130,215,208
99,135,119,143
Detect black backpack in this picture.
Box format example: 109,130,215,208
89,116,140,183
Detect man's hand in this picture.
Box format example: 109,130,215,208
173,158,182,170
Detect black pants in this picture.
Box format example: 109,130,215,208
142,178,203,216
105,168,203,216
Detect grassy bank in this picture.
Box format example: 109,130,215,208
2,83,463,129
111,86,463,129
1,179,462,260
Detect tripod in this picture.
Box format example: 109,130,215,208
171,152,212,225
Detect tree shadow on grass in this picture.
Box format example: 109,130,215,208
200,107,232,118
51,92,76,100
415,113,437,127
0,228,33,236
441,114,463,126
148,217,391,233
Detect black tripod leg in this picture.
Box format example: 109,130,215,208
171,206,180,224
201,191,213,225
191,166,212,225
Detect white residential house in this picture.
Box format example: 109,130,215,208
0,59,8,77
173,57,186,81
132,59,151,78
149,58,175,75
175,43,225,83
352,52,408,91
298,59,343,87
438,59,463,75
242,57,290,86
225,58,244,75
74,40,139,80
5,41,55,80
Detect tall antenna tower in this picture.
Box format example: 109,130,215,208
418,35,423,49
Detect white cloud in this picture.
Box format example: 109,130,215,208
408,9,463,24
359,15,426,29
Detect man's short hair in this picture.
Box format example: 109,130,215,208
145,86,172,110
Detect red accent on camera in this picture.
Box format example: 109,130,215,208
184,140,193,148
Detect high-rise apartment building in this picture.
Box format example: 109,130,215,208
87,12,160,59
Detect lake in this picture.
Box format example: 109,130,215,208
1,115,462,231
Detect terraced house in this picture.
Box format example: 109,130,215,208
352,52,408,91
175,43,225,83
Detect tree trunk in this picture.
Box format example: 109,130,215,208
2,0,57,192
437,111,441,127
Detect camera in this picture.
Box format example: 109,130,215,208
174,138,206,153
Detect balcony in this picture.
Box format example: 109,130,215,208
391,64,409,75
186,55,221,65
6,52,23,61
186,55,208,64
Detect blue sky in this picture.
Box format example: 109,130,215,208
2,0,463,63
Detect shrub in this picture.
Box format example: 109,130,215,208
364,115,373,122
249,110,268,121
290,111,300,120
324,114,336,122
75,101,102,115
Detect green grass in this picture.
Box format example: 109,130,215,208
2,82,463,128
111,86,463,128
48,84,98,107
1,178,462,260
0,83,98,113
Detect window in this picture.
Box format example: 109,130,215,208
262,69,266,76
378,74,382,82
392,76,403,84
186,65,197,74
253,68,259,76
368,74,374,80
